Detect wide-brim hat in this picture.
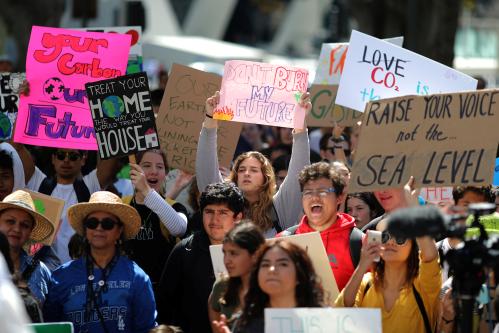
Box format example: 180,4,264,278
68,191,141,239
0,190,54,243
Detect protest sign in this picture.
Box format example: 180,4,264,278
25,190,63,245
13,26,131,150
336,30,477,112
265,308,382,333
156,63,242,173
307,84,363,127
210,232,339,304
349,90,499,193
80,26,142,74
213,60,308,129
308,38,402,127
420,187,454,207
0,72,25,140
85,72,159,159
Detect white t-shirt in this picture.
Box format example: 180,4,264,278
28,167,101,263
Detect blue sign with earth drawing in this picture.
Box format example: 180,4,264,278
0,72,25,140
85,72,159,159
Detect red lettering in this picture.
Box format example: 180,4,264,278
57,53,76,75
371,67,383,84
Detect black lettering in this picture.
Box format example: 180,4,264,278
357,155,379,186
422,151,436,184
435,151,452,184
472,149,486,182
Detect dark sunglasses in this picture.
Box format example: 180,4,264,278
381,231,408,246
55,151,82,161
84,217,122,230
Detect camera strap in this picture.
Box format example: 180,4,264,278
363,282,433,333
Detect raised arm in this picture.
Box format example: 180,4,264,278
96,157,121,190
273,92,311,230
196,92,223,192
9,142,34,184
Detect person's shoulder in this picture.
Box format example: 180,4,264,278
361,215,385,232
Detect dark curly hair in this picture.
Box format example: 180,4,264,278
238,240,324,328
199,182,245,216
298,161,346,195
453,185,495,205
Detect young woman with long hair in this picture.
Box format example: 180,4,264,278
336,206,442,333
213,239,324,333
208,222,265,330
196,91,312,237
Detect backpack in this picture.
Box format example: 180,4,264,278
280,225,364,267
38,176,90,202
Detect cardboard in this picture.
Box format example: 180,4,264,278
80,26,143,74
0,72,25,140
155,63,242,173
265,308,382,333
25,190,64,246
209,232,339,305
13,26,131,150
307,84,363,127
213,60,308,129
349,90,499,192
336,30,477,112
85,72,159,159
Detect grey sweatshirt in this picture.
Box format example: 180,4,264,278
196,126,310,237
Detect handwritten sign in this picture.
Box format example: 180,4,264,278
25,190,63,246
80,26,142,74
307,85,363,127
13,26,131,150
86,72,159,159
336,30,477,112
210,232,339,305
213,60,308,129
349,90,499,192
420,187,454,207
265,308,382,333
0,72,25,140
156,63,241,173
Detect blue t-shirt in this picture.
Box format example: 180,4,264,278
44,256,156,333
20,250,51,304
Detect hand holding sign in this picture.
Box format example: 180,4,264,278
129,163,151,199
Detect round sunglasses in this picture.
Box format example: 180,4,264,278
84,217,122,231
381,231,408,246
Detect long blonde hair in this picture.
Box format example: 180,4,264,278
229,152,276,231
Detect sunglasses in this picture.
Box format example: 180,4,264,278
302,187,336,198
381,231,408,246
55,151,82,161
84,217,122,231
327,147,351,157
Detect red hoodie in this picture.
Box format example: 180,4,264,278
293,213,356,291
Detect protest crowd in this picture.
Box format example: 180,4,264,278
0,20,499,333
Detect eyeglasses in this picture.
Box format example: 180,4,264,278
381,231,408,246
84,217,122,230
302,187,336,198
55,151,82,161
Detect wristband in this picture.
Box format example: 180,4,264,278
205,113,213,119
333,145,344,149
330,135,345,143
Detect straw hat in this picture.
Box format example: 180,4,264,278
68,191,141,239
0,190,54,243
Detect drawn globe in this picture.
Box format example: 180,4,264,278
0,113,12,139
43,77,65,101
102,95,124,118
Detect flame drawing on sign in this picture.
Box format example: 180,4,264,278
213,106,235,121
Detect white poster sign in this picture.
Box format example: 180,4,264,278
265,308,382,333
335,30,477,112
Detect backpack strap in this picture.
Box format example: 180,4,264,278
39,176,90,203
412,283,433,333
280,224,300,237
270,204,282,233
349,227,363,267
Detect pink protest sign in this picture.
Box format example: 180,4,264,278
14,26,131,150
213,60,309,129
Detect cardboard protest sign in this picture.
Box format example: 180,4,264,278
265,308,382,333
213,60,308,129
0,72,25,140
210,232,339,305
420,187,454,207
156,63,242,173
85,72,159,159
307,84,363,127
25,190,63,246
336,30,477,112
308,38,402,127
80,26,142,74
13,26,131,150
349,90,499,193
